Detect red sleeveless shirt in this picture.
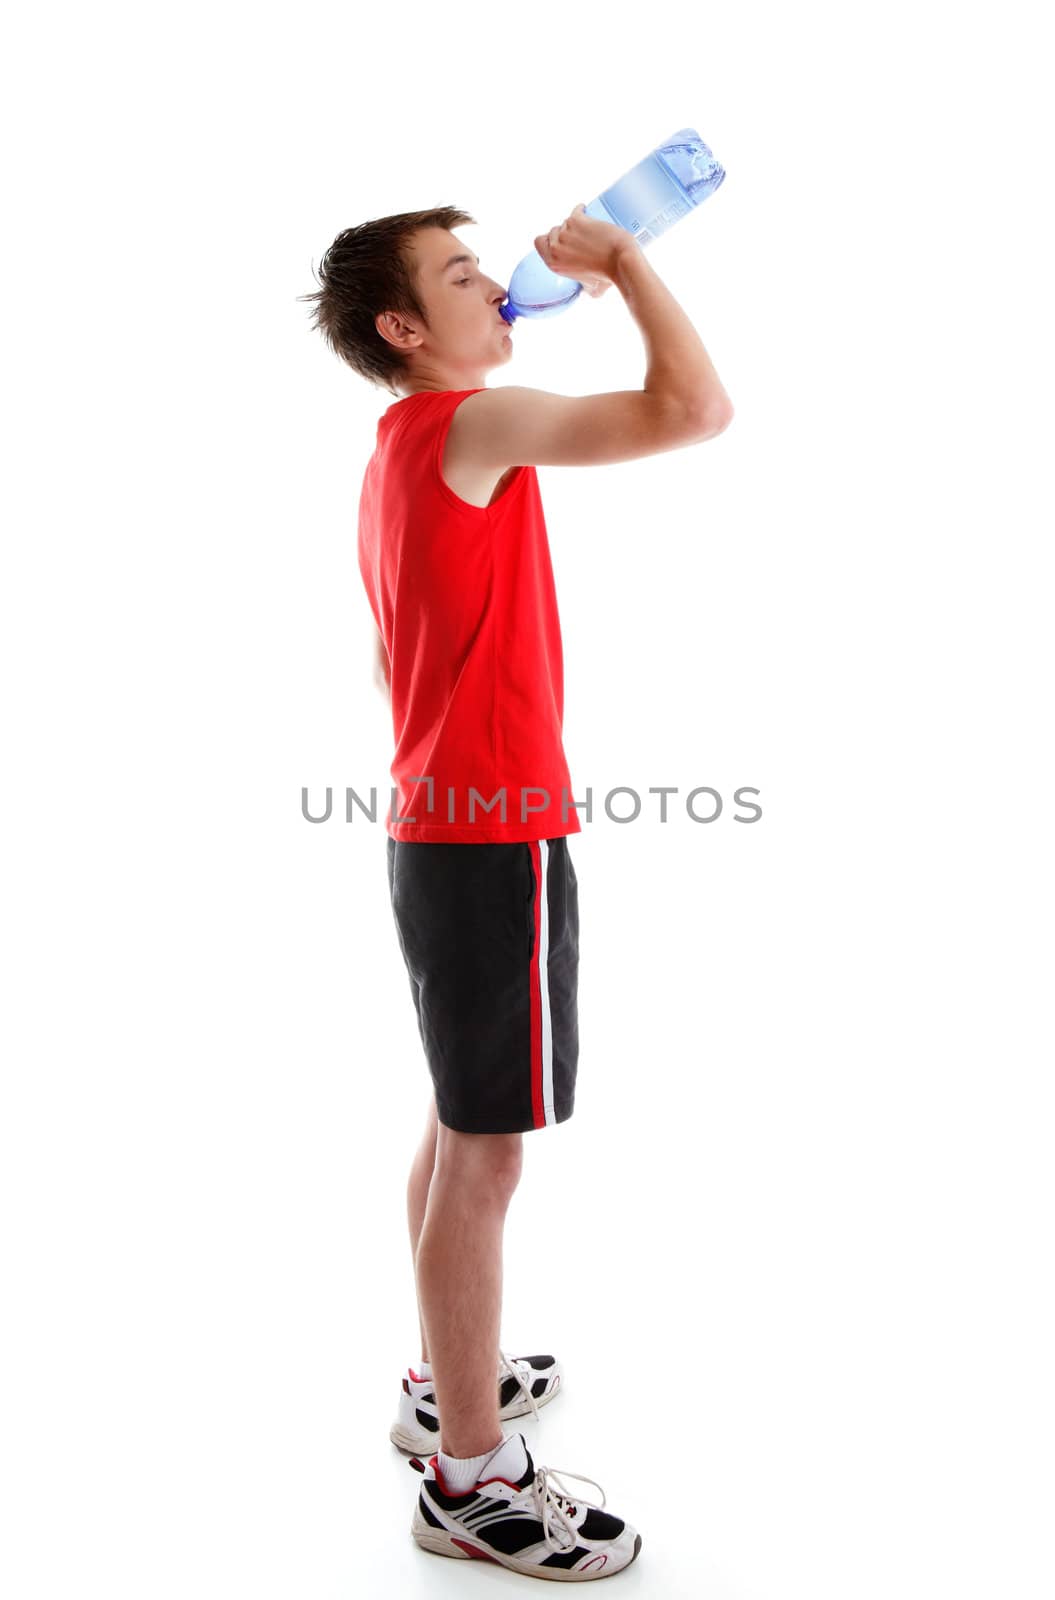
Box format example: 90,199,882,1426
357,388,581,844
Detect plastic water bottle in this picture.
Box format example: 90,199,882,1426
498,127,725,325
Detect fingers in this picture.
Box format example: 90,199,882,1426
537,204,585,249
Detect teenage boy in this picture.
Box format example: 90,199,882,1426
302,202,733,1579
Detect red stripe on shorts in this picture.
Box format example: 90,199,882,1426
528,841,544,1128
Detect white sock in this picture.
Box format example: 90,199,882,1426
439,1432,527,1493
412,1354,505,1380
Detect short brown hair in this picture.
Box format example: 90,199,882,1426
298,206,476,399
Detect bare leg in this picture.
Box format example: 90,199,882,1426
406,1094,439,1363
415,1119,524,1457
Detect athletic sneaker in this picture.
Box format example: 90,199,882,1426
409,1430,642,1579
390,1347,563,1455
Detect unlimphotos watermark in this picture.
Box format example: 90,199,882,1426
301,777,762,826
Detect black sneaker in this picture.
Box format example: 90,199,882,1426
409,1431,642,1580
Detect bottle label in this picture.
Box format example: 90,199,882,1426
598,132,725,247
632,196,690,248
600,153,686,243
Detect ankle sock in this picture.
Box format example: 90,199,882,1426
438,1432,527,1492
411,1353,505,1381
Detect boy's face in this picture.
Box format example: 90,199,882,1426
382,228,514,392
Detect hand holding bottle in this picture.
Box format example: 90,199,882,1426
533,204,633,300
501,130,724,323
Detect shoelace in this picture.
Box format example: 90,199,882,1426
496,1346,542,1426
530,1463,608,1553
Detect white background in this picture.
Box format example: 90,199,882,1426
3,3,1053,1597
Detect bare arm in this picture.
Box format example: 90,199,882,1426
532,207,732,432
447,211,731,466
611,240,733,427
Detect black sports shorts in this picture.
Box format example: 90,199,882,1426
385,835,579,1134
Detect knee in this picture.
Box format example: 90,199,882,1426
435,1127,524,1196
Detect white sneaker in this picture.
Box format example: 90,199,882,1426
409,1430,642,1580
389,1348,563,1455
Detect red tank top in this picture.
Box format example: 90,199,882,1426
357,388,581,844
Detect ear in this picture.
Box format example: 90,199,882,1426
375,309,418,351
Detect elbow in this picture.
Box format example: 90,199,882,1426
695,399,734,439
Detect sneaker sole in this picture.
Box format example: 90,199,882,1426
390,1419,448,1453
410,1503,642,1580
